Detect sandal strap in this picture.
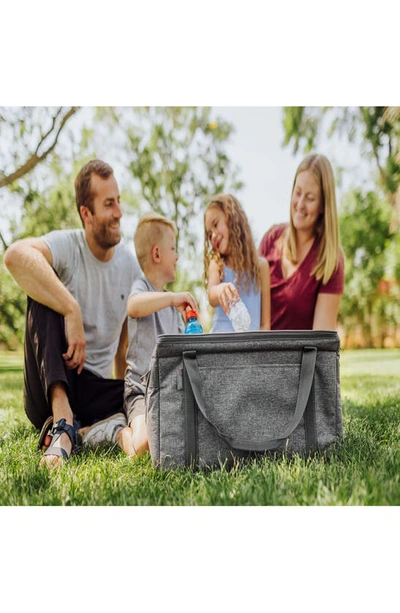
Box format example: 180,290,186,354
43,446,69,459
50,418,77,447
38,415,54,449
43,418,77,459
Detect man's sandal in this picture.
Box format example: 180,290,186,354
38,416,54,451
43,418,77,461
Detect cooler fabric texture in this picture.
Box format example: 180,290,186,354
145,331,343,469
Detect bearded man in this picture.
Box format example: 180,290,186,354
5,160,142,467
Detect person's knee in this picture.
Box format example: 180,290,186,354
125,393,145,427
26,299,66,347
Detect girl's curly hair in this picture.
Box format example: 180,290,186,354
203,194,261,292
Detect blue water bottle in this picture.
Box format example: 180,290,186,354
184,309,204,334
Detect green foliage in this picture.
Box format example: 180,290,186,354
282,107,324,153
0,349,399,505
0,106,80,190
98,107,242,251
18,169,81,239
385,150,400,195
389,232,400,281
340,190,392,269
0,107,83,246
0,258,25,349
339,190,399,345
282,106,400,201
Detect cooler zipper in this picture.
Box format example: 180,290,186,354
157,330,339,345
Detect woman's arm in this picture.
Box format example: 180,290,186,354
312,293,342,330
259,257,271,330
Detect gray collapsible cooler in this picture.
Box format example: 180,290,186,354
145,330,343,469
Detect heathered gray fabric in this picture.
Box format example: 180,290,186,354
145,330,343,469
43,229,141,378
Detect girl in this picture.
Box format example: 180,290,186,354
204,193,270,332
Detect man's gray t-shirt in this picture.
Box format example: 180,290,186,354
126,276,184,386
43,229,141,379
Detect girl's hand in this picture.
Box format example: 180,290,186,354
217,282,241,315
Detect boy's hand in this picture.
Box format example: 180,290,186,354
171,292,198,316
217,282,241,315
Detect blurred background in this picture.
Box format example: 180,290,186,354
1,106,399,347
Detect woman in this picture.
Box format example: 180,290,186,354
259,153,344,330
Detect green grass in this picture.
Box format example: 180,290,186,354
0,349,399,506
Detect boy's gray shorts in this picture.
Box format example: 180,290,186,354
124,381,146,425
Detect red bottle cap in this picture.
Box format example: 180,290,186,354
185,309,198,322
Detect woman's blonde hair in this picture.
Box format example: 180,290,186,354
134,211,177,271
285,153,341,284
203,194,261,291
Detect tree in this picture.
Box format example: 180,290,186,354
17,162,82,239
282,106,400,224
0,258,26,349
94,107,242,248
0,107,82,348
0,106,80,249
339,190,397,347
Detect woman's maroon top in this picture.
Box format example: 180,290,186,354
259,224,344,330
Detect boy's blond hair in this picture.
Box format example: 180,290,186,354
134,211,177,271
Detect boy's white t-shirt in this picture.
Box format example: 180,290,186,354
43,229,141,378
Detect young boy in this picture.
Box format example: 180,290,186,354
122,211,198,457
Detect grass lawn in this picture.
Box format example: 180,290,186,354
0,348,399,506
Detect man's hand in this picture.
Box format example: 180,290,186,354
62,306,86,374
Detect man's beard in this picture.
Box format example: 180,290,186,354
93,221,121,249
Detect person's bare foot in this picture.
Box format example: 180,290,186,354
130,414,149,457
116,417,149,458
116,426,138,457
131,429,149,457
